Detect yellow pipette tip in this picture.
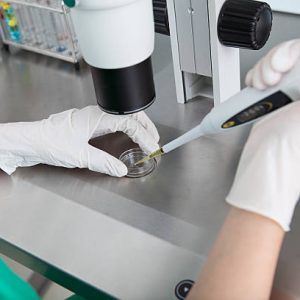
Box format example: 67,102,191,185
134,148,164,166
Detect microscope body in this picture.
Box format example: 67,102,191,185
69,0,156,114
66,0,272,114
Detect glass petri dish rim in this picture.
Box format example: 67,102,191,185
119,148,157,178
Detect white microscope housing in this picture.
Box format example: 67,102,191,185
66,0,156,114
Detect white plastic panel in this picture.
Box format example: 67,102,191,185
174,0,196,73
263,0,300,14
208,0,241,105
191,0,212,77
166,0,186,103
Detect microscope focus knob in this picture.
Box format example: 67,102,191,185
218,0,272,50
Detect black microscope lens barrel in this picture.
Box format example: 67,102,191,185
90,57,156,115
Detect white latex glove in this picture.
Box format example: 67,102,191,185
226,102,300,231
246,39,300,90
0,106,160,177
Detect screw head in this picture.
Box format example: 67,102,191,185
188,7,194,14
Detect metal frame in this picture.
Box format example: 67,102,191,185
0,0,81,64
166,0,240,106
3,0,62,12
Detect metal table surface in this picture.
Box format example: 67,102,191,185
0,41,300,300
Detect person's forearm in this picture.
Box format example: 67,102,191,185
0,122,42,174
187,208,285,300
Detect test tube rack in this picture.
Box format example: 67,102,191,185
0,0,81,68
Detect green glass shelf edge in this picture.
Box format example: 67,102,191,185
66,295,86,300
0,238,119,300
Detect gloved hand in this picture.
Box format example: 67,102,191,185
0,106,159,177
226,102,300,231
246,39,300,90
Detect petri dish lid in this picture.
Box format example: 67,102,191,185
119,148,156,178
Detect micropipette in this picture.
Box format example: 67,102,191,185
135,60,300,165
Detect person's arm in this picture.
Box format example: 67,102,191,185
188,98,300,300
187,208,284,300
0,106,159,176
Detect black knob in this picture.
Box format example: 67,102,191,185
153,0,170,36
218,0,272,50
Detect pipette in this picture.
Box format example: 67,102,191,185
135,60,300,166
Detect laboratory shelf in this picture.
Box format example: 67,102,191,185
0,0,81,65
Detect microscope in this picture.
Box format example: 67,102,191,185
63,0,273,113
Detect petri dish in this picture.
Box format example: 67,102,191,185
119,148,156,178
